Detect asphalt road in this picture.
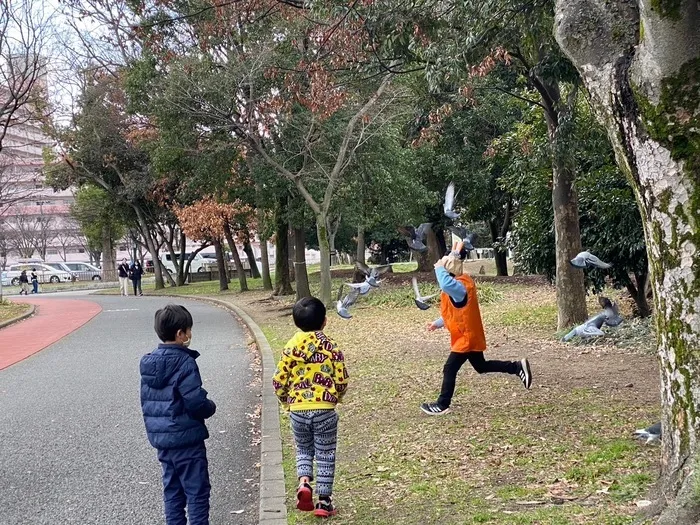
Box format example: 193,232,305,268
0,295,260,525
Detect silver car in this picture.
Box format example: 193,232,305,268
64,261,103,281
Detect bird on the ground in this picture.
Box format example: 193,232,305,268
633,422,661,444
598,296,623,327
346,281,372,295
355,261,391,288
397,223,432,253
336,284,360,320
570,251,612,269
561,313,606,342
448,226,477,251
444,182,460,220
412,277,436,310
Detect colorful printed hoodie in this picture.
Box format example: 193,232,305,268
272,330,348,411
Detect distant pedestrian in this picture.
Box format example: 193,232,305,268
19,270,29,295
31,269,38,294
140,305,216,525
130,260,144,296
117,258,130,296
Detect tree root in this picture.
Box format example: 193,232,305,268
650,473,700,525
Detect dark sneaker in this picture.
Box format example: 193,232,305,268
314,497,337,517
420,402,451,416
518,358,532,389
296,482,314,512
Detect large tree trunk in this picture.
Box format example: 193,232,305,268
354,227,366,282
288,222,295,282
273,200,294,296
416,226,441,271
213,239,228,292
135,208,166,289
488,219,509,277
555,2,700,522
315,212,332,304
223,222,248,292
260,237,273,290
294,227,311,300
101,223,116,282
243,240,261,279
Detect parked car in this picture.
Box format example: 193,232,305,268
160,252,207,274
45,262,78,278
1,270,9,286
5,263,73,285
64,261,103,281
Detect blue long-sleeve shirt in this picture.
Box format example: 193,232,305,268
432,266,467,327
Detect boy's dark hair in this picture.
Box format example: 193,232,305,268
292,296,326,332
154,304,193,342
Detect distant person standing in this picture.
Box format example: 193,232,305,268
31,269,39,294
130,260,144,297
118,258,130,297
19,270,29,295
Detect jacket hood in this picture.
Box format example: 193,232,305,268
291,331,334,362
140,345,199,389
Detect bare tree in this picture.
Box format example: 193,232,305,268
4,214,37,258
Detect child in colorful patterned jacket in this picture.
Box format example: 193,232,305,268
420,242,532,416
273,296,348,517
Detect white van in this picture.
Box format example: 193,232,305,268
160,252,206,274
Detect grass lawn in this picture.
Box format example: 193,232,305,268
0,300,33,324
143,262,660,524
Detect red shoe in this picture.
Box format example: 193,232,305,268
314,497,337,518
296,482,314,511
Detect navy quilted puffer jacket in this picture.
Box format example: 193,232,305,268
140,344,217,450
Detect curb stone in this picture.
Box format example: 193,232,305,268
166,295,288,525
0,304,36,330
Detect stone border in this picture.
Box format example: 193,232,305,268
0,303,36,330
178,296,288,525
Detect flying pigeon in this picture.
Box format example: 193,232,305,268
346,281,372,295
336,284,360,320
561,313,606,342
355,261,391,288
598,296,623,327
444,182,459,220
633,422,661,444
397,223,433,252
448,226,476,251
570,251,612,270
412,277,436,310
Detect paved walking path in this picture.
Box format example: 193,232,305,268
0,297,102,370
0,295,259,525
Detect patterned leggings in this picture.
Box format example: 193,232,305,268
289,409,338,497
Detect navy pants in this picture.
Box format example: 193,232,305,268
157,442,211,525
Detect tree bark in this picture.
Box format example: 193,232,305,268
243,240,261,279
101,223,116,281
555,1,700,521
288,222,295,282
260,237,273,290
354,227,366,282
294,227,311,300
328,215,341,266
315,212,332,304
223,221,248,292
273,200,294,296
416,226,441,271
213,239,228,292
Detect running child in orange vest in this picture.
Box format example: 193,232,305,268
421,242,532,415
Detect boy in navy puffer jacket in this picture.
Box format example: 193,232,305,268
140,304,216,525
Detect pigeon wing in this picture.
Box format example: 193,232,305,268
580,324,605,337
336,284,344,303
448,225,468,240
343,287,361,308
416,222,433,241
373,264,392,277
444,182,455,211
397,226,416,240
584,312,606,329
411,277,421,299
586,253,612,269
355,261,371,277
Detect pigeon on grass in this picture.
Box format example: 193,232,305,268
355,261,391,288
397,223,433,253
336,284,360,320
412,277,436,310
570,251,612,270
444,182,460,220
561,313,606,342
598,296,623,327
633,422,661,444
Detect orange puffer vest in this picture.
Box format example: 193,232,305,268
440,274,486,352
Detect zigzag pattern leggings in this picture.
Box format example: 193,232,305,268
290,409,339,497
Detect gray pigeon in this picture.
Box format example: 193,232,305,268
412,277,436,310
397,223,432,252
570,251,612,269
444,182,459,220
562,313,606,342
448,226,476,251
355,261,391,288
346,281,372,295
633,422,661,444
336,284,360,320
598,296,623,327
